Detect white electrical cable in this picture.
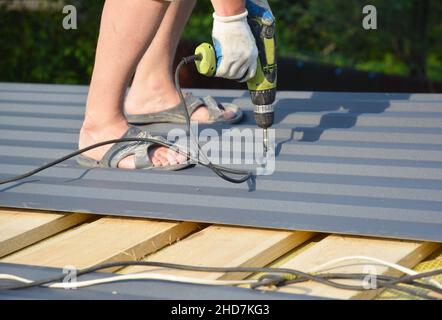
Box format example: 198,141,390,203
1,256,440,291
0,272,257,289
309,255,442,289
0,274,32,284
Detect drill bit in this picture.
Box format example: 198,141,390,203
263,128,269,155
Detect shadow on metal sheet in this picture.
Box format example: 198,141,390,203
272,92,405,156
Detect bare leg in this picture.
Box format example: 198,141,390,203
125,0,235,122
79,0,186,169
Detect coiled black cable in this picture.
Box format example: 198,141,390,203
1,260,441,300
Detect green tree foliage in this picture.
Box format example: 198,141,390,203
0,0,441,84
184,0,442,80
0,0,103,83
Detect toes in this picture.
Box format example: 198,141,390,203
111,146,187,169
145,145,188,168
175,153,187,163
155,148,172,165
165,150,179,166
159,147,185,166
150,156,162,167
222,110,236,120
156,155,170,167
190,106,210,122
155,147,186,166
157,148,176,166
149,147,168,167
191,105,237,122
166,148,187,164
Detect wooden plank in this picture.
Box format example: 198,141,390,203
376,248,442,300
2,216,201,271
275,234,440,299
0,208,91,258
119,225,314,280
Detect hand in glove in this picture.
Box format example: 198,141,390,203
212,10,258,82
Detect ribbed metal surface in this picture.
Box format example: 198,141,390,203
1,82,441,242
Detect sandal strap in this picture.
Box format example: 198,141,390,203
134,144,150,169
99,126,154,168
185,93,206,116
202,95,224,121
125,92,238,125
185,93,223,121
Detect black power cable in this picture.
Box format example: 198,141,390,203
174,56,253,184
1,260,441,300
0,55,253,186
259,273,442,300
0,261,347,291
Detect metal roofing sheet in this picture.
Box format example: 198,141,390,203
0,262,312,300
0,82,441,242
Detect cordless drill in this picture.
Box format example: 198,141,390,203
194,8,277,154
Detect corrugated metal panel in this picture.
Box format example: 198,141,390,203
0,82,441,242
0,262,312,300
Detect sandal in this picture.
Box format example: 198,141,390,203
76,126,193,171
124,93,243,125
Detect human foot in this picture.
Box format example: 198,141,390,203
78,119,187,169
124,82,238,123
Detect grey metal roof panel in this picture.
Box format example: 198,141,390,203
0,82,441,242
0,263,314,300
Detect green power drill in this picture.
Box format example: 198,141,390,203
194,5,277,154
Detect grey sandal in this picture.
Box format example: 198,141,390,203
125,93,243,125
76,126,192,171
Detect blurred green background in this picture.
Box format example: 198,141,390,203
0,0,441,88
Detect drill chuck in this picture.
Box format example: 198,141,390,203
250,88,276,107
254,104,274,129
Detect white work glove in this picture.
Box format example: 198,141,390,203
212,10,258,82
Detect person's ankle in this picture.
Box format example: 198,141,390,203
78,117,130,162
131,71,176,96
81,112,127,132
79,113,128,147
126,76,180,114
